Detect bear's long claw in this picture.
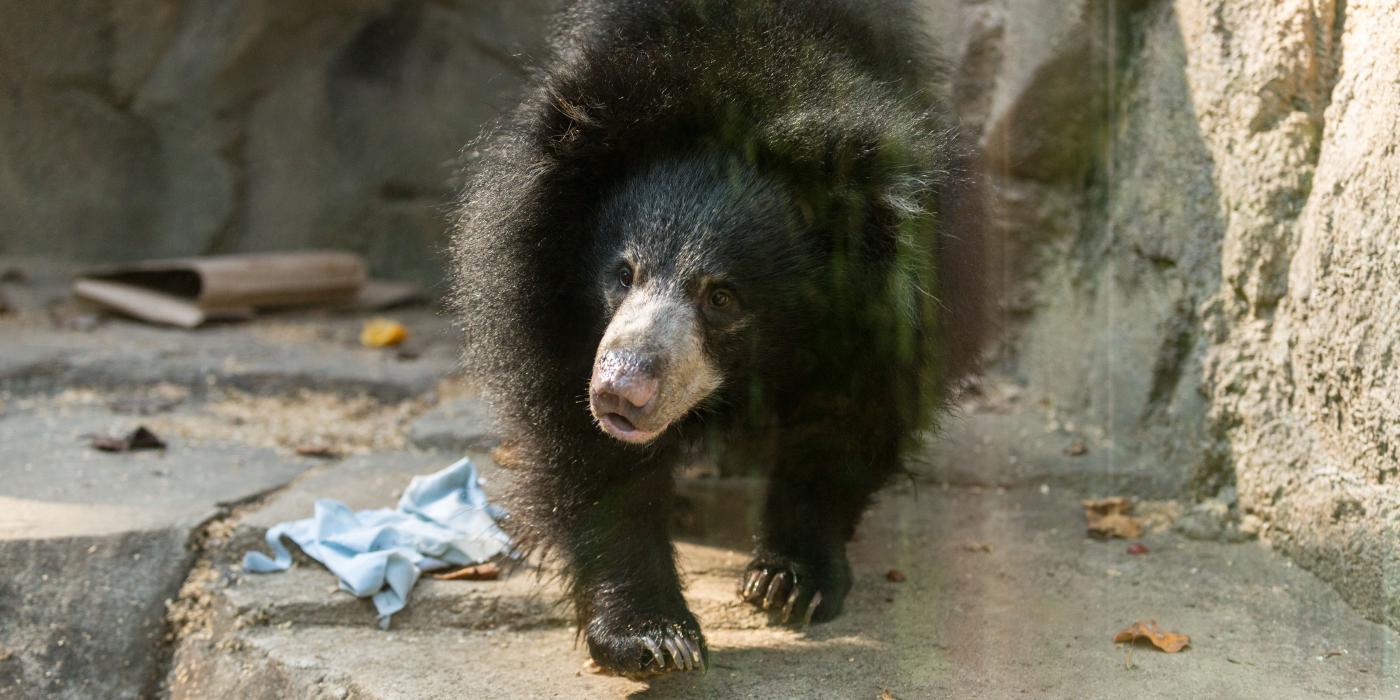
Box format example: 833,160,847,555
763,571,790,610
803,590,823,625
693,640,708,672
665,637,689,671
743,570,764,601
680,638,693,669
643,638,665,670
781,586,801,623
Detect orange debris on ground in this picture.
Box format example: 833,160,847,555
360,318,409,347
1114,620,1191,653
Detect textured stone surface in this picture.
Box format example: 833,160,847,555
0,528,193,700
0,304,460,401
0,404,314,700
0,305,453,700
405,396,497,453
1197,0,1398,621
168,479,1400,699
0,0,560,286
945,0,1399,628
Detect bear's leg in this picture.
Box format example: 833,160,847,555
738,434,900,624
557,463,707,674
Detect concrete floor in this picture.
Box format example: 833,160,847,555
1,265,1396,699
169,481,1400,699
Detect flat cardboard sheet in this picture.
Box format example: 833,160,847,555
74,251,368,328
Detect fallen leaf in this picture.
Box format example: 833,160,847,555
88,426,166,452
89,434,129,451
1114,620,1190,653
1064,439,1088,457
879,689,897,700
960,542,993,553
431,562,501,581
360,318,408,347
1084,496,1132,513
294,442,340,459
1083,497,1145,539
1126,543,1149,555
885,569,907,583
126,427,166,450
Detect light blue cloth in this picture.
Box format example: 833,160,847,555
243,457,513,628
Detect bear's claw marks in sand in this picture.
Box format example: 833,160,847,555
740,564,825,625
586,618,708,676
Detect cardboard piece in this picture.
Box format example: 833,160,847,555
73,251,369,328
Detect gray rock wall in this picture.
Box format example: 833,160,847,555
934,0,1398,629
0,0,558,286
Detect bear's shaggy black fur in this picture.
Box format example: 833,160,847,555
452,0,987,675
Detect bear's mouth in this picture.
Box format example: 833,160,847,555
598,412,664,444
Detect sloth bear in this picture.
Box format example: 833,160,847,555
452,0,987,675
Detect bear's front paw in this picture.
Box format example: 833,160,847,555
585,612,708,676
739,554,852,624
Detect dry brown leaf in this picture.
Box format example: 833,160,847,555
87,426,166,452
1114,620,1190,653
431,562,501,581
885,569,907,583
1083,497,1132,514
294,442,341,459
1083,497,1145,539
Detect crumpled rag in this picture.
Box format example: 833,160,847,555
243,457,512,628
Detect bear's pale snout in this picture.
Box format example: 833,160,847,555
589,288,722,444
592,350,660,410
590,350,664,443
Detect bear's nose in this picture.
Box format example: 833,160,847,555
593,369,660,410
591,351,660,410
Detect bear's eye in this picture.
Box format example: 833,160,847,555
708,289,732,308
617,264,634,288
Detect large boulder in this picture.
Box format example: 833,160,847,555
943,0,1398,629
0,0,559,287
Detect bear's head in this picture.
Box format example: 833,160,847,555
587,152,820,444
